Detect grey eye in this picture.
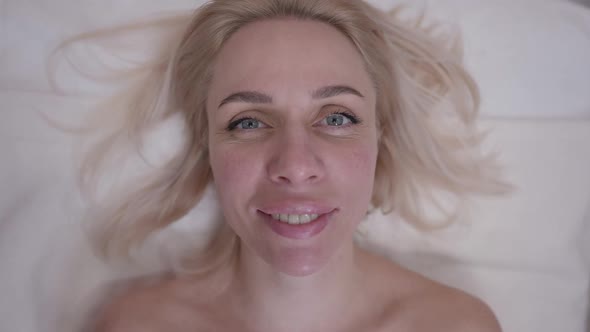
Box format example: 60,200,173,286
228,117,263,131
324,114,350,126
239,118,260,129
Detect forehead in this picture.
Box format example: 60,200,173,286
208,19,375,102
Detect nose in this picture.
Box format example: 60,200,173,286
267,129,325,186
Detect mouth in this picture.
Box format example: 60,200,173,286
257,209,337,240
269,213,320,225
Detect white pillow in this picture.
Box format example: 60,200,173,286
358,118,590,332
2,0,589,118
369,0,590,118
1,1,589,332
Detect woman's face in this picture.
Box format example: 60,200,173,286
207,19,378,276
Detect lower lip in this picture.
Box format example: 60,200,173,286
260,211,334,240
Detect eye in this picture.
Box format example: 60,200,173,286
227,117,266,131
319,112,359,127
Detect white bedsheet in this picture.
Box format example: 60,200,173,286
1,1,589,331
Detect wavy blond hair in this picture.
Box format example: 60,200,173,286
65,0,509,273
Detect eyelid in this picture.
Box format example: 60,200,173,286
334,111,360,124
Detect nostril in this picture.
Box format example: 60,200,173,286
274,172,319,185
267,142,325,185
277,175,291,184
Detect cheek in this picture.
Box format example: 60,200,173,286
338,142,378,187
327,140,378,217
353,144,378,175
209,145,262,208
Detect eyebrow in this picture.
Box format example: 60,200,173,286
311,85,364,100
218,85,364,108
218,91,273,108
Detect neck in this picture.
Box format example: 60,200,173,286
229,240,366,331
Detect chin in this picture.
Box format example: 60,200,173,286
268,246,334,277
277,262,324,277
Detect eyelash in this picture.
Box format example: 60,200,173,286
328,111,360,125
227,116,264,131
226,110,361,131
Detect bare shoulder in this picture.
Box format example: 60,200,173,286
87,275,205,332
88,276,171,332
359,250,502,332
391,283,502,332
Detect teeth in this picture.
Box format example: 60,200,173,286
271,213,319,225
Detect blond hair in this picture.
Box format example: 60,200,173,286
68,0,509,273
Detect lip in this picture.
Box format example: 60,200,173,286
257,208,337,240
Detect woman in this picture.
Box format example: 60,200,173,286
76,0,508,330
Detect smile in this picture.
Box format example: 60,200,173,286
271,213,320,225
258,208,337,240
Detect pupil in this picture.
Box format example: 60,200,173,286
242,119,258,129
328,115,344,126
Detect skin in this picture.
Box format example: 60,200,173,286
92,19,502,332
